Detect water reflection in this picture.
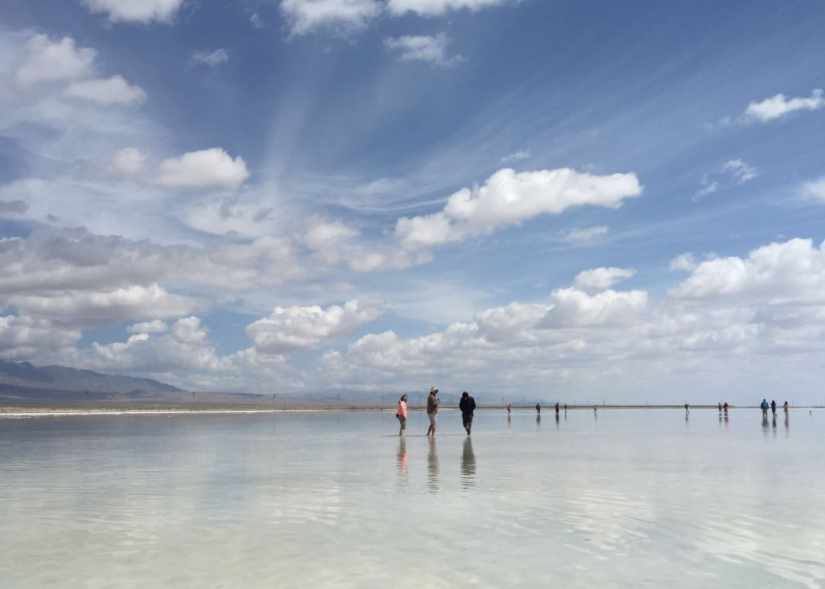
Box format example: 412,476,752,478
427,438,439,494
397,438,408,486
535,414,541,429
460,438,476,489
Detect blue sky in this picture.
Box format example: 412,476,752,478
1,0,825,402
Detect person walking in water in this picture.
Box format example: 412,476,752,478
718,402,722,412
396,394,408,437
535,403,541,415
760,399,769,419
507,404,511,415
783,401,789,414
771,400,777,417
459,391,477,436
723,402,729,413
426,387,440,437
555,402,560,416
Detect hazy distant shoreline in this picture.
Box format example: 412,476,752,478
2,404,822,419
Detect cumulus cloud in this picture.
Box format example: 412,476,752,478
155,148,249,189
90,317,229,374
65,75,147,106
395,168,642,248
744,89,824,122
671,238,825,302
192,49,229,67
109,148,147,177
384,34,464,67
802,177,825,202
127,320,168,334
246,300,384,354
280,0,382,36
82,0,187,24
573,267,636,292
387,0,507,16
669,253,697,272
0,315,81,361
562,225,609,242
15,35,95,87
8,284,203,327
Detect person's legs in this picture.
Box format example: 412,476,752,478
398,415,406,436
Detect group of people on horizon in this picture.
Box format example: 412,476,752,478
760,399,789,419
396,387,478,437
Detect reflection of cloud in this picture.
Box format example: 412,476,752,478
559,486,654,552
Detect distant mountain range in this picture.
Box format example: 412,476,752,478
0,359,183,395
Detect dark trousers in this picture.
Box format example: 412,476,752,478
462,413,473,429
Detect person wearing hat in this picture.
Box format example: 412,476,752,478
426,387,440,437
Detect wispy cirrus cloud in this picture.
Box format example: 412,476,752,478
744,88,824,123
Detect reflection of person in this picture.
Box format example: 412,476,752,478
427,387,440,437
761,399,769,419
461,437,476,488
459,391,476,436
397,437,408,484
427,437,439,493
396,394,408,436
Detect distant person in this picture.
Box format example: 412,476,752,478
507,404,511,415
593,406,597,413
555,402,560,415
564,404,567,413
723,402,729,412
718,402,722,412
783,401,789,413
396,394,408,437
459,391,477,436
760,399,769,419
684,403,689,415
427,387,440,437
536,403,541,414
771,400,777,416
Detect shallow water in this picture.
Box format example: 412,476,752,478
1,409,824,588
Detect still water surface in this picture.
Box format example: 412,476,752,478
1,409,824,588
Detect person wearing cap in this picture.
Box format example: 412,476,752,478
459,391,477,436
426,387,440,437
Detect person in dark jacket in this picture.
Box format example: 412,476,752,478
459,391,477,436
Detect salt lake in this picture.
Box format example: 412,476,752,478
1,409,824,588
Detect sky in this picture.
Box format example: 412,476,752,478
1,0,825,403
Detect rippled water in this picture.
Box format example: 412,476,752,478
2,409,824,588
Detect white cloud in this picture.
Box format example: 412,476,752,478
0,200,28,215
109,147,147,177
192,49,229,67
541,288,648,328
669,253,697,272
65,75,147,106
127,319,168,334
744,89,825,122
384,34,464,67
562,225,609,242
573,267,636,292
16,35,95,87
671,238,825,302
387,0,507,16
395,168,642,248
82,0,187,24
8,284,203,327
801,177,825,202
90,317,229,374
501,149,531,163
0,315,81,361
156,148,249,189
722,159,759,183
279,0,382,36
694,159,758,201
246,300,384,354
